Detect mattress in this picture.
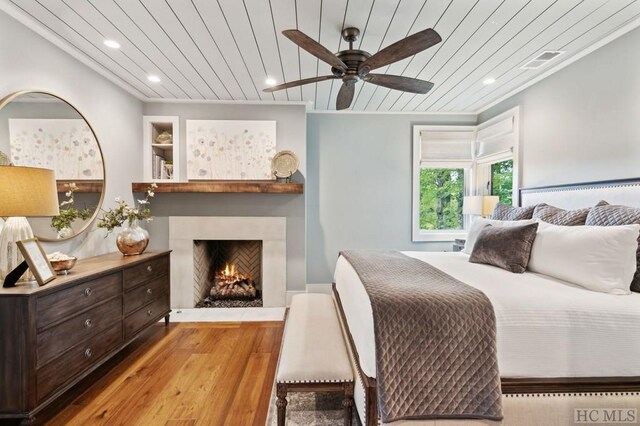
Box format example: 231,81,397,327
334,251,640,380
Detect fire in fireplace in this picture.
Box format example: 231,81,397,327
211,263,257,299
194,240,263,308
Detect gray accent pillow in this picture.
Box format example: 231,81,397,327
586,203,640,292
491,203,536,221
469,223,539,273
532,203,590,226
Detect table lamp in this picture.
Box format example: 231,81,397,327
463,195,499,218
0,166,59,284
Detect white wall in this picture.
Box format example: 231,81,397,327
0,10,143,257
478,25,640,189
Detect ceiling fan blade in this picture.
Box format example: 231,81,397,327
366,74,434,94
359,28,442,75
336,81,356,110
282,29,347,72
263,75,339,92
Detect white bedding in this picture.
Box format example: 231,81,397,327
334,251,640,379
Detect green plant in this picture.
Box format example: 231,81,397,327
50,183,92,232
97,183,158,233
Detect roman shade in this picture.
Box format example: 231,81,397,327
420,129,474,168
476,116,515,164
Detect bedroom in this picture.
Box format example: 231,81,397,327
0,0,639,425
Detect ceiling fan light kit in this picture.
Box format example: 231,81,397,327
264,26,442,110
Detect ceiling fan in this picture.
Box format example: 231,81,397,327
263,27,442,110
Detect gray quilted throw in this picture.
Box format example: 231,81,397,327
340,250,503,423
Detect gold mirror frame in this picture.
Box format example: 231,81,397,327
0,90,106,242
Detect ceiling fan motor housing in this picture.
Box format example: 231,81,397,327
335,50,371,77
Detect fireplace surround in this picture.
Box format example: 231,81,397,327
169,216,286,308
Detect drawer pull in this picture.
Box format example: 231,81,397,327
147,265,153,273
147,309,153,316
84,287,92,297
84,319,93,329
147,288,153,295
84,348,92,359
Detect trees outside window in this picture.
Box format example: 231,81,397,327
491,159,513,205
419,168,464,231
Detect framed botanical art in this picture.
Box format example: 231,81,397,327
16,238,56,286
185,120,276,180
9,118,103,180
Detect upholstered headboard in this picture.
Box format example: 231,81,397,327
519,178,640,209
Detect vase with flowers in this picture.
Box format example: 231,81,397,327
97,183,157,256
51,183,92,239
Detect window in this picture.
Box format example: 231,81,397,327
419,168,465,231
490,159,513,205
412,126,475,241
413,107,519,242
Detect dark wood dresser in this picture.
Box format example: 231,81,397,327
0,251,171,425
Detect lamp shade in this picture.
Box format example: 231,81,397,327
463,196,483,215
0,166,59,217
463,195,499,217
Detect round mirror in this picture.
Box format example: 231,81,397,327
0,91,105,241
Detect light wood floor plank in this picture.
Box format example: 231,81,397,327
42,322,284,426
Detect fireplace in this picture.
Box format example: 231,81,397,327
193,240,263,308
169,216,286,308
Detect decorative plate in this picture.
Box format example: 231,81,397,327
271,150,299,178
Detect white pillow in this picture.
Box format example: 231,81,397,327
528,221,640,295
462,218,537,254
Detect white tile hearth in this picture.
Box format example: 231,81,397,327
169,216,287,308
165,308,285,323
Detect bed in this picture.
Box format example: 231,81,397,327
333,177,640,425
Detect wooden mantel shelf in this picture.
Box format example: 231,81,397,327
131,180,303,194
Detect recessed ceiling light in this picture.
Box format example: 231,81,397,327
147,75,161,83
265,77,277,86
103,39,120,49
483,77,496,85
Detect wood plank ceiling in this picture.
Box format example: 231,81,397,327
3,0,640,112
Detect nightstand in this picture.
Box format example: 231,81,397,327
453,239,466,252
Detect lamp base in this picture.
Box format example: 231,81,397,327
0,217,34,283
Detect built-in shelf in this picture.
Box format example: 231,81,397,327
151,143,174,150
131,180,304,194
56,180,103,193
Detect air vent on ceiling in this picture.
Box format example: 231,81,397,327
521,50,565,70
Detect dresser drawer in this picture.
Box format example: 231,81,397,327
123,255,169,291
124,294,169,339
37,296,123,368
37,322,123,402
36,273,122,330
124,276,168,315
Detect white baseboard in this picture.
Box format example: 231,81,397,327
306,283,333,294
285,283,333,306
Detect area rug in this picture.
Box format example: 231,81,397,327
265,386,361,425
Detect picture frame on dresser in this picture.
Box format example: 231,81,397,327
16,238,55,286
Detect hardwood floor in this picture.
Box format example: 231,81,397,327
41,322,284,426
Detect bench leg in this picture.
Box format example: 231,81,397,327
343,382,354,426
276,383,287,426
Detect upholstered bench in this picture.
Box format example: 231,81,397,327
276,293,354,426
